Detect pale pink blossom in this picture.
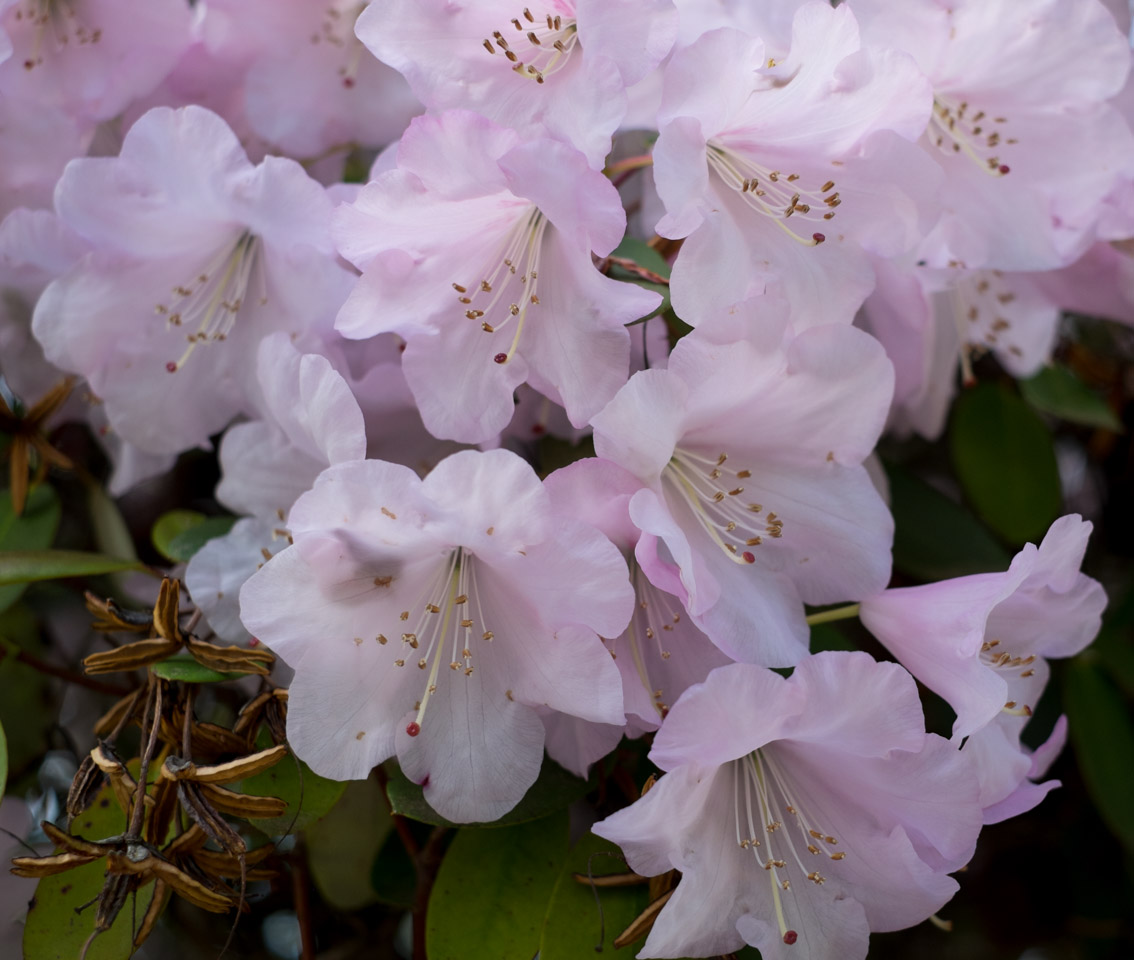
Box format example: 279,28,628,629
590,323,894,667
32,105,355,456
594,653,982,960
653,6,938,328
333,109,660,442
239,450,632,822
359,0,678,167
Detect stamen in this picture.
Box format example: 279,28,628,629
482,8,579,82
929,96,1011,177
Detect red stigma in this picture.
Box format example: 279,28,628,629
493,353,508,364
812,233,826,244
531,423,546,436
999,164,1010,175
342,76,356,89
165,362,177,373
248,637,260,647
742,551,756,564
783,931,798,945
405,721,421,737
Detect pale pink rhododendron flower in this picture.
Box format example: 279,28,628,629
859,515,1104,818
0,93,89,219
590,323,894,667
653,4,939,328
0,0,191,123
594,653,983,960
239,449,633,822
32,105,355,456
359,0,678,168
852,0,1134,270
333,109,660,443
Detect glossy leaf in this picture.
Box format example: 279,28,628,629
0,550,144,586
307,777,390,911
370,829,416,909
427,811,569,960
241,739,346,837
949,382,1062,545
23,782,155,960
383,755,590,828
165,516,237,564
1064,658,1134,853
0,484,61,612
1020,364,1122,431
150,655,242,684
886,463,1011,580
539,831,649,960
150,509,205,562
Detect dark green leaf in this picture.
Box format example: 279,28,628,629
149,655,242,684
150,509,205,562
0,484,61,612
886,463,1011,580
427,811,569,960
539,831,649,960
0,603,52,777
23,782,155,960
1019,365,1122,431
609,237,671,321
86,483,137,563
1093,590,1134,698
369,829,416,909
1064,658,1134,853
165,516,237,563
948,382,1062,545
0,716,7,805
240,740,346,836
809,622,858,654
307,778,390,911
383,755,590,828
0,550,144,586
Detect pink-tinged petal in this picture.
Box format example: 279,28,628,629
962,719,1035,813
395,637,548,823
784,652,926,756
592,369,688,483
518,232,648,428
390,109,519,200
859,572,1022,739
541,712,626,778
1030,714,1068,780
55,106,249,258
186,517,283,644
216,422,327,521
0,95,90,220
629,487,720,617
499,138,626,255
736,894,870,960
400,312,530,443
650,663,802,771
981,777,1059,825
230,156,338,255
575,0,677,85
544,457,645,551
653,115,711,239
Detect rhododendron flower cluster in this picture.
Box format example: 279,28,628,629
1,0,1130,956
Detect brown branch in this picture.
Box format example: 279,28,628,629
412,826,449,960
374,765,420,859
0,642,131,696
292,837,316,960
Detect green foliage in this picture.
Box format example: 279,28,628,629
369,829,416,909
151,510,236,563
609,236,672,322
240,744,347,837
0,716,7,805
307,778,391,911
427,811,569,960
886,463,1010,580
149,655,243,683
0,484,61,612
383,755,590,828
538,831,649,960
949,382,1062,545
0,603,52,777
1064,657,1134,854
1019,364,1122,431
0,550,143,587
23,783,155,960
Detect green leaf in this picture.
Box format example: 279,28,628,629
949,382,1062,545
86,483,137,563
383,755,590,828
0,484,62,612
609,237,671,321
370,829,416,909
1019,364,1122,431
0,550,144,586
809,622,858,654
150,509,205,561
539,831,649,960
307,778,391,911
1064,658,1134,853
149,655,242,684
23,782,155,960
0,603,52,777
427,811,569,960
0,716,7,805
240,740,346,836
166,516,237,563
886,463,1011,580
